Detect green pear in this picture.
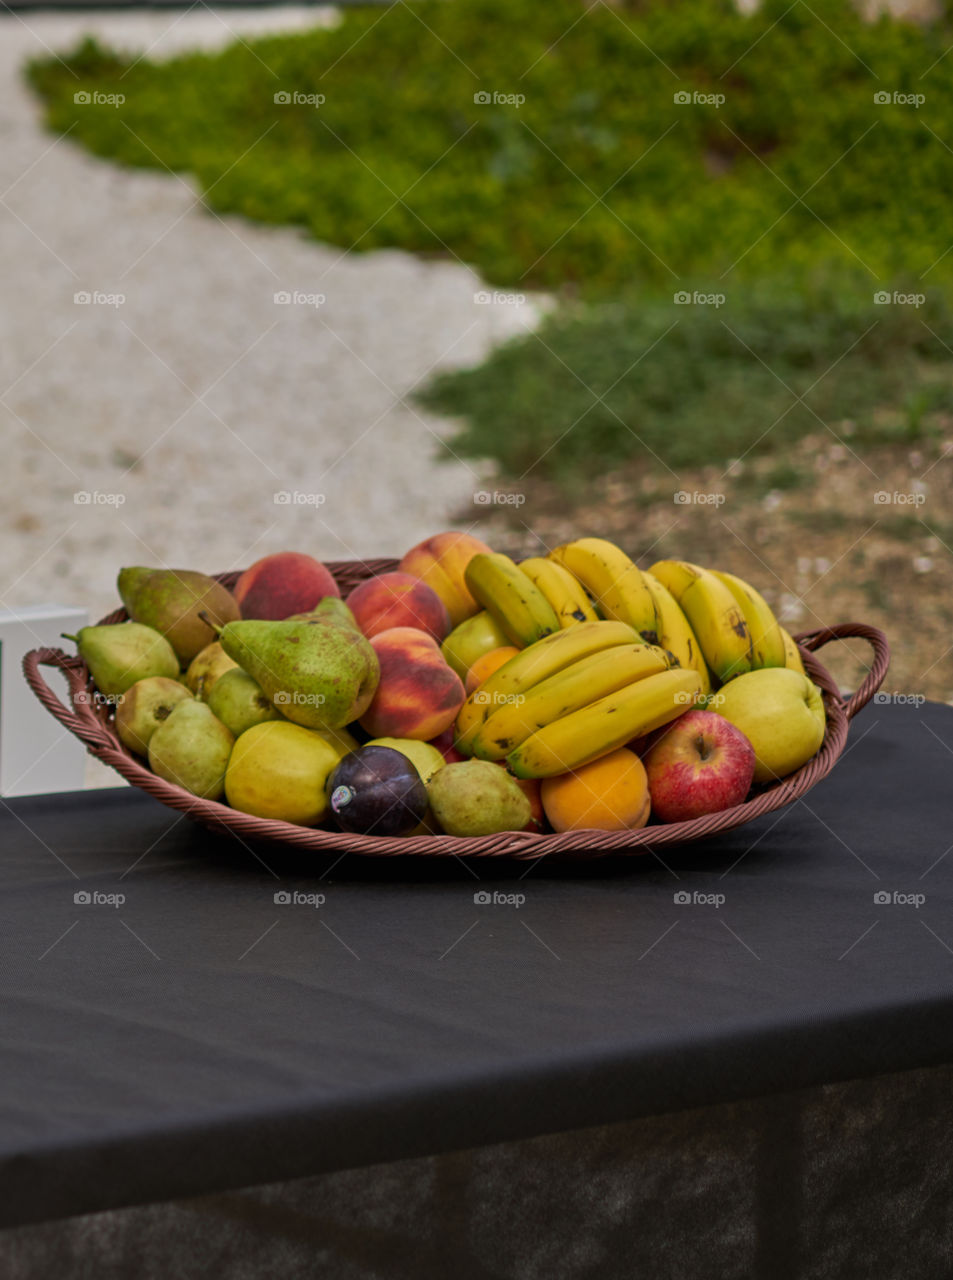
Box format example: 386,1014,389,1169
115,676,192,755
184,640,238,698
287,597,359,630
427,760,530,837
65,622,179,698
217,618,379,730
118,567,241,665
207,668,282,737
147,699,234,799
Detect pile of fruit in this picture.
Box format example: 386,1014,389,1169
63,534,828,840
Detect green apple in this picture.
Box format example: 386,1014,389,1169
714,668,826,784
440,610,510,680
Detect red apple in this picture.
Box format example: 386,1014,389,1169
643,709,755,823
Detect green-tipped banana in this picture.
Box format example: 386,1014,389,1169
642,570,712,695
454,618,640,751
464,553,560,647
780,626,807,676
648,560,753,683
471,642,672,761
710,569,785,670
518,556,599,628
507,666,703,779
549,538,660,640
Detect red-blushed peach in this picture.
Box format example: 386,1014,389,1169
399,531,493,628
234,552,340,620
347,571,450,642
359,627,466,741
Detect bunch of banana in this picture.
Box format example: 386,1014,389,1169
780,626,806,675
470,642,673,761
464,553,560,647
710,570,785,670
548,538,660,641
507,667,703,779
642,570,711,695
455,619,640,755
648,560,754,684
518,556,599,628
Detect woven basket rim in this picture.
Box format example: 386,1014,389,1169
22,559,889,860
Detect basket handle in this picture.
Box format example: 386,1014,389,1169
21,647,118,752
793,623,890,721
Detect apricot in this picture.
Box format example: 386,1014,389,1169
359,627,466,741
399,531,493,628
347,571,450,642
465,645,521,694
540,748,651,833
234,551,340,620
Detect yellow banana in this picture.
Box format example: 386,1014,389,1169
780,626,807,676
518,556,599,628
454,619,640,751
464,553,560,647
648,560,752,683
549,538,659,640
471,642,672,761
642,570,712,695
710,570,785,670
507,667,703,779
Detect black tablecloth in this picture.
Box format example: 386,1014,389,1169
1,701,951,1230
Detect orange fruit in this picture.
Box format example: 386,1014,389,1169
540,748,651,833
465,645,521,694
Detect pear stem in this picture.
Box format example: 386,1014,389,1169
198,610,223,635
61,633,79,643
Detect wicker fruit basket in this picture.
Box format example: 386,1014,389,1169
22,559,889,860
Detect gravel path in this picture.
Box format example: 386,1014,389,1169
0,6,540,627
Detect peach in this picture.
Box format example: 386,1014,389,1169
359,627,466,741
234,552,340,620
541,749,651,833
399,531,493,628
465,645,520,694
347,571,450,642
